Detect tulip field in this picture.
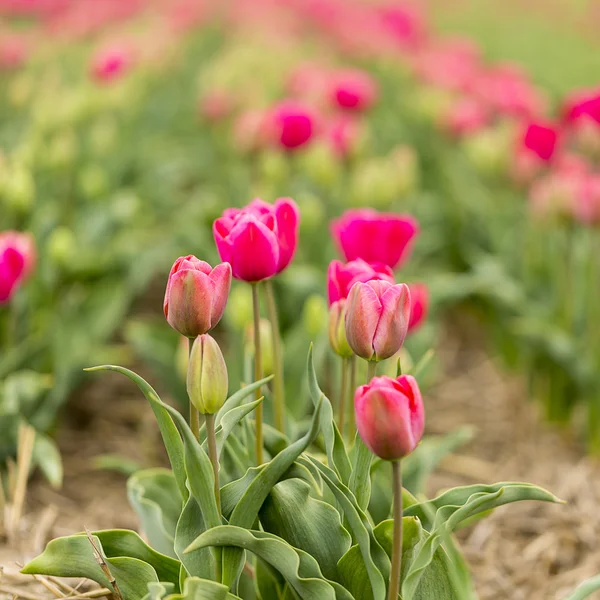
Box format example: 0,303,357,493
2,0,600,599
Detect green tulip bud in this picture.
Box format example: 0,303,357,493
245,318,274,377
186,334,228,415
328,300,353,358
302,294,328,339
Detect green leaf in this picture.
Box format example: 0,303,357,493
145,582,176,600
402,483,562,598
259,479,351,582
348,436,373,511
127,469,182,558
33,432,63,489
86,366,187,500
185,526,354,600
215,377,273,428
562,574,600,600
212,398,263,459
300,457,388,600
255,558,286,600
21,532,166,600
307,346,351,484
174,495,213,580
164,576,241,600
215,397,323,590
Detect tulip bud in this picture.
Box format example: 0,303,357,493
407,283,429,333
164,256,232,338
328,300,353,358
187,334,228,415
355,374,424,460
245,318,274,377
302,294,328,338
345,280,411,361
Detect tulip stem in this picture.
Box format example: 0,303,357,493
188,338,200,442
367,360,377,381
252,283,264,465
389,459,403,600
347,355,357,437
204,413,221,516
338,357,349,435
265,279,285,433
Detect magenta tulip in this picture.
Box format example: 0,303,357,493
331,209,419,270
330,69,378,112
355,374,424,460
327,259,394,306
0,231,36,304
407,283,429,333
213,197,300,282
163,256,231,337
266,100,316,150
345,280,411,361
523,121,559,162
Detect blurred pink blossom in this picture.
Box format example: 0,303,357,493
330,69,378,112
91,44,132,83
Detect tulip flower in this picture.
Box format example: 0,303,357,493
331,209,419,270
330,69,378,112
345,280,411,361
91,45,131,83
163,256,231,338
213,197,300,282
407,283,429,333
523,121,559,162
0,231,36,304
265,100,316,150
354,374,424,460
327,258,394,306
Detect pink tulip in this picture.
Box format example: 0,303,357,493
377,4,428,50
562,88,600,126
331,209,419,270
355,374,424,460
442,97,489,137
345,280,411,361
324,114,362,158
0,231,36,303
327,258,394,306
523,121,559,162
330,69,378,112
164,256,231,337
408,283,428,333
91,45,131,83
199,90,235,123
213,197,300,282
266,100,316,150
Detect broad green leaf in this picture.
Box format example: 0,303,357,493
215,377,273,428
255,558,286,600
403,482,562,530
562,574,600,600
127,468,182,558
212,398,263,459
164,576,241,599
259,479,351,582
301,457,388,600
21,532,163,600
174,495,213,580
307,346,351,484
186,526,354,600
86,366,186,499
348,436,373,511
263,422,290,457
218,398,323,590
402,484,561,598
145,582,176,600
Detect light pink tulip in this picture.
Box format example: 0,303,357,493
345,279,411,361
213,197,300,282
355,374,424,460
331,209,419,270
327,258,394,306
163,256,231,337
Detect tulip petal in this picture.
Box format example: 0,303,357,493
274,197,300,273
209,262,232,327
345,281,381,360
166,270,213,337
373,283,411,360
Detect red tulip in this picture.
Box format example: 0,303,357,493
355,374,425,460
345,280,411,361
327,258,394,306
331,209,419,270
0,231,36,304
330,69,378,112
213,197,300,282
408,283,429,333
523,121,559,162
164,256,231,337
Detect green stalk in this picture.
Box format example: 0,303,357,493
347,355,357,437
188,338,200,442
204,413,221,516
388,459,403,600
338,357,349,435
264,279,285,432
367,360,377,381
252,283,264,465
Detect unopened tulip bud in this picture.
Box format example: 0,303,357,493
345,280,411,361
164,256,232,338
245,318,274,377
187,334,228,415
328,300,353,358
355,375,424,460
302,294,328,338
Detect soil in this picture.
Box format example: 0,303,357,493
1,317,599,600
